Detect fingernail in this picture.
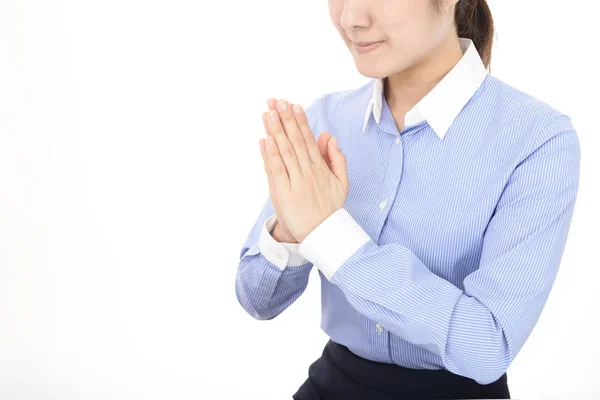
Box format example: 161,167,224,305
278,99,288,112
293,104,302,115
269,111,278,123
333,137,339,149
267,137,275,146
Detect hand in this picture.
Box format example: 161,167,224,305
267,98,337,173
260,98,339,243
259,99,297,243
258,98,349,243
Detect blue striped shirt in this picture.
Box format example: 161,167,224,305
235,38,581,385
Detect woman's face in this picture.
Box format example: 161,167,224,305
328,0,457,78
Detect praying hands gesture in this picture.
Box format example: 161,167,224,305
258,98,350,243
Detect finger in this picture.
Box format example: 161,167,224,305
263,108,280,179
259,138,269,175
290,103,324,167
267,98,277,111
317,132,332,167
263,99,277,137
262,111,271,137
259,137,272,184
259,138,279,204
275,99,312,173
263,133,291,194
328,137,350,193
265,109,301,183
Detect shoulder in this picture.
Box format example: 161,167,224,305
482,75,568,121
482,75,573,128
479,76,579,155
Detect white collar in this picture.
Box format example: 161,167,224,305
362,38,488,139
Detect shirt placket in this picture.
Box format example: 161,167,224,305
369,132,405,362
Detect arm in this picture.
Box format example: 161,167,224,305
298,116,581,384
235,95,326,320
235,197,313,320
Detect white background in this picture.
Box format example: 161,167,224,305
0,0,598,399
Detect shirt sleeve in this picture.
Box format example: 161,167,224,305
258,214,310,269
297,115,581,384
236,197,313,320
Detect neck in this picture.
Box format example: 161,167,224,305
385,34,463,114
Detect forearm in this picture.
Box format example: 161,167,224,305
330,244,508,376
297,201,576,384
319,240,511,383
235,252,312,320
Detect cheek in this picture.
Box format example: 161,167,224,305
332,22,349,47
381,0,434,38
328,6,347,43
328,1,343,27
384,24,426,55
380,27,436,71
382,12,440,57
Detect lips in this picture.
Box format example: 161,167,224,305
354,41,383,47
353,41,383,54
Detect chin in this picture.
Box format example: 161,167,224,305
353,62,391,80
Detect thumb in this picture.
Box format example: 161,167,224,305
317,131,332,166
328,137,349,192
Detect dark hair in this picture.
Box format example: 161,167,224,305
434,0,495,70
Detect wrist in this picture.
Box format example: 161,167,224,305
272,223,298,244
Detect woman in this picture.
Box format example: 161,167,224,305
235,0,580,399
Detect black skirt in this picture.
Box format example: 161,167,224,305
293,339,511,400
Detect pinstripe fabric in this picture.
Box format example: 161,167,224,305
235,43,581,385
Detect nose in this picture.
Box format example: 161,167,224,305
339,0,371,35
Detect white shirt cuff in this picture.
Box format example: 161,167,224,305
298,208,371,280
258,214,310,270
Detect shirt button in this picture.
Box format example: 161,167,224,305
395,137,400,144
275,253,284,260
376,323,384,333
379,199,387,210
